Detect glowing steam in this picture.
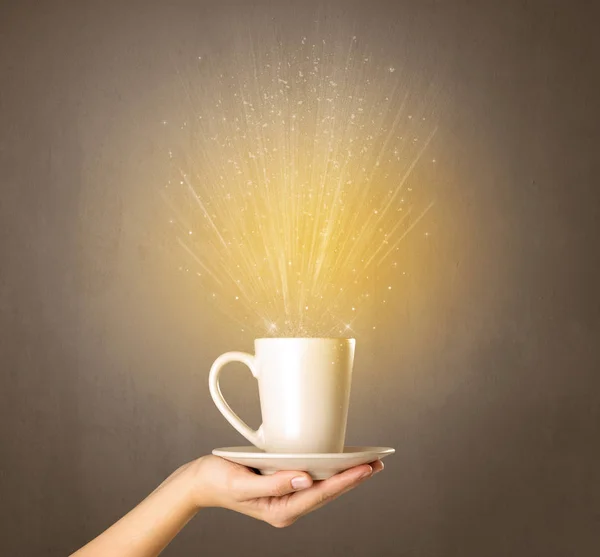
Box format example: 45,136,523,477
162,30,438,337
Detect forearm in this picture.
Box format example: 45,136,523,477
71,464,199,557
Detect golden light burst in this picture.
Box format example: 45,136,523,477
162,26,439,337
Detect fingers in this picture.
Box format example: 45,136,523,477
371,459,385,474
285,460,383,518
232,468,314,500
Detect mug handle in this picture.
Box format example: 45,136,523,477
208,351,265,449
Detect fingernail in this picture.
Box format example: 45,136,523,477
291,476,311,490
374,461,385,474
359,465,373,480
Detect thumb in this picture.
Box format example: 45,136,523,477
240,470,314,499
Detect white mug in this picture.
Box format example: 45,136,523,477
209,337,355,453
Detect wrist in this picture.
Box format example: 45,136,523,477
175,457,209,510
184,456,222,509
160,461,204,516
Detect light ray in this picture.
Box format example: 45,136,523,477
162,26,439,337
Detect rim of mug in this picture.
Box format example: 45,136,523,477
255,337,355,342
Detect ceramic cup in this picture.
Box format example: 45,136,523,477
209,337,355,453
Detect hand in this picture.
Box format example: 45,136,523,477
186,455,384,528
71,456,385,557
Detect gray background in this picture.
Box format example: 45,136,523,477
1,1,599,555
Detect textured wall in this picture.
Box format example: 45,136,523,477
1,1,599,555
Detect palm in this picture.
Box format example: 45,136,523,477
221,458,382,527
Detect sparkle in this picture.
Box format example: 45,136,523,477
163,26,437,336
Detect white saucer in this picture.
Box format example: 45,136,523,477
212,446,395,480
